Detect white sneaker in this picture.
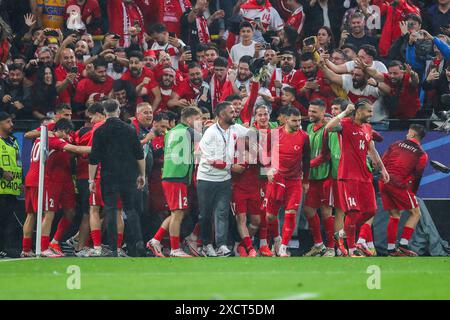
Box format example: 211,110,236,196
41,248,63,258
146,239,165,257
20,251,36,258
216,245,231,257
322,248,336,257
88,246,102,257
65,236,79,249
170,249,192,257
74,247,91,257
278,244,289,257
202,244,217,257
117,248,129,257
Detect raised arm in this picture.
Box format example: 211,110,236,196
325,103,354,132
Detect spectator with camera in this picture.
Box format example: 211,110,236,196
149,23,186,70
0,64,32,119
64,0,102,35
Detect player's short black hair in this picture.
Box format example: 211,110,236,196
199,107,210,114
215,101,232,117
214,57,228,68
309,99,326,109
225,94,242,102
54,118,75,132
128,50,144,61
360,45,377,59
239,21,253,31
8,63,24,72
55,103,72,113
355,98,372,110
410,124,426,140
154,112,170,122
331,97,349,111
284,107,301,117
87,102,105,115
278,106,291,116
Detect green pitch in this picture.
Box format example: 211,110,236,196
1,257,449,299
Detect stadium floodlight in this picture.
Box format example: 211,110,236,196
35,126,48,257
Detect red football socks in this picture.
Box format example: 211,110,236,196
41,236,50,251
192,223,200,237
281,214,296,246
307,214,323,245
324,216,335,249
117,233,123,248
170,236,180,250
259,211,268,244
154,227,167,242
53,217,72,242
387,217,400,249
400,226,415,246
22,237,32,252
91,229,102,247
270,219,280,238
344,214,358,250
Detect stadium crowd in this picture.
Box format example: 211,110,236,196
0,0,447,258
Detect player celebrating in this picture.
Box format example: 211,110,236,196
325,99,389,257
266,107,310,257
303,99,335,257
22,119,91,258
147,106,202,257
380,124,428,257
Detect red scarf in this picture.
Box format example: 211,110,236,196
210,74,233,112
0,39,9,64
196,15,210,44
240,0,272,10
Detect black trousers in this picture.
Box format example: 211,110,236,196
0,195,21,256
101,180,143,253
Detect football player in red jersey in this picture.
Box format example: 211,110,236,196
266,107,310,257
380,124,428,257
23,119,91,258
325,99,389,257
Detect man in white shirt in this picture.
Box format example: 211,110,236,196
150,23,185,69
230,21,264,65
319,60,391,122
197,101,250,257
326,44,387,74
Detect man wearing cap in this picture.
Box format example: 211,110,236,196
0,112,22,258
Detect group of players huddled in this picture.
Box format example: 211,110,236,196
21,90,428,258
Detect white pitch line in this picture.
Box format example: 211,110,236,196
279,293,320,300
0,258,39,263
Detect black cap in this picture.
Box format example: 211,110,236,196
0,112,11,122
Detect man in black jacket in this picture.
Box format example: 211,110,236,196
0,64,31,119
89,99,146,257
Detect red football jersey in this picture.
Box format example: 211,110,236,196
232,164,260,194
26,137,71,187
382,138,428,193
337,118,373,182
271,126,310,180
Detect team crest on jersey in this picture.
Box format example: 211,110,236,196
294,145,300,151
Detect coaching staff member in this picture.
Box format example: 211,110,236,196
0,112,22,258
89,99,146,257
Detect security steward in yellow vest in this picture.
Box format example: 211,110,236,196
0,112,23,258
